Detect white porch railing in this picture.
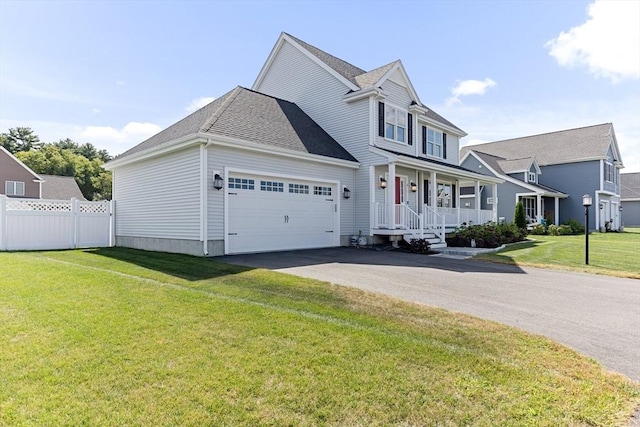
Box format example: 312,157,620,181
458,208,494,225
374,202,389,228
397,204,423,239
423,205,445,242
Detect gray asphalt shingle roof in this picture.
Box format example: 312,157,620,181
114,87,357,163
496,157,535,173
40,174,86,200
470,152,564,194
460,123,617,166
621,172,640,199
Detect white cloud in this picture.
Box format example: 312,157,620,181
185,96,215,113
446,78,496,106
80,122,162,146
116,80,126,86
92,108,101,114
546,0,640,82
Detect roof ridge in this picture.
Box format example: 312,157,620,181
473,122,613,147
200,86,243,133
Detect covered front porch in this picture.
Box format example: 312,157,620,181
369,159,502,244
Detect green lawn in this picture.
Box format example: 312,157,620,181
1,248,638,426
476,227,640,279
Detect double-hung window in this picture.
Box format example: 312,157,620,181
5,181,25,196
528,172,536,183
605,162,614,183
385,105,406,143
423,128,444,158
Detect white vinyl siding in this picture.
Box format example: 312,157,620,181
254,39,374,234
113,147,201,239
375,80,414,157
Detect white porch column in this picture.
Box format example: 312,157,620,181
430,172,437,209
369,165,375,233
536,194,542,222
455,179,460,225
554,197,559,225
492,183,498,222
475,180,481,223
388,163,396,229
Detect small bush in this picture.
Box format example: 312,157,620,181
562,219,585,235
446,222,527,248
514,201,527,230
529,224,547,235
409,238,431,254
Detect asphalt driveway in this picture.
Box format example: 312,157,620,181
224,247,640,382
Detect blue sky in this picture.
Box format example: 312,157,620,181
1,0,638,172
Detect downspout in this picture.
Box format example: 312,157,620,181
201,140,213,256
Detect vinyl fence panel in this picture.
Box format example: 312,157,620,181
0,195,112,251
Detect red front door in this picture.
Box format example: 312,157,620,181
395,177,401,204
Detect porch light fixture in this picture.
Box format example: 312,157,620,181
582,194,592,265
343,187,351,199
599,202,604,210
379,177,387,189
410,182,417,192
213,173,224,190
619,206,623,211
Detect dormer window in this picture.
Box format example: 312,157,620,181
528,172,536,183
605,162,614,183
385,105,406,143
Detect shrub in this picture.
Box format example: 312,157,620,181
446,222,527,248
409,238,431,254
514,201,527,230
529,224,547,235
562,219,585,235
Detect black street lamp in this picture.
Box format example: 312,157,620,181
582,194,592,265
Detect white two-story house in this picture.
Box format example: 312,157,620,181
105,33,501,256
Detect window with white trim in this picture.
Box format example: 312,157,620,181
605,162,614,183
289,183,309,194
426,128,443,157
260,180,284,192
229,177,254,190
5,181,25,196
385,105,407,143
528,172,536,183
522,197,536,221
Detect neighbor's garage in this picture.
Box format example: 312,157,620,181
226,173,339,254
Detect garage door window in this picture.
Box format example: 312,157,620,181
313,186,332,196
289,183,309,194
229,178,254,190
260,181,284,192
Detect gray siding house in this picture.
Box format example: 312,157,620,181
106,32,502,257
460,124,624,231
620,172,640,227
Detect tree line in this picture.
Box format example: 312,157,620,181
1,127,112,200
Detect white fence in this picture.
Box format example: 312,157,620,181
0,195,113,251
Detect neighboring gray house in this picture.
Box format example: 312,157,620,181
460,124,624,231
620,172,640,227
105,32,501,257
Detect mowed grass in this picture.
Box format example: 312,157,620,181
1,248,638,426
476,227,640,279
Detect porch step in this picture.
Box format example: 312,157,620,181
402,233,447,249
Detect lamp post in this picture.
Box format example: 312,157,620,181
582,194,592,265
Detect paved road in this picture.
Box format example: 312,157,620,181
224,247,640,382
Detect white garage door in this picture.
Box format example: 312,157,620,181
226,173,339,254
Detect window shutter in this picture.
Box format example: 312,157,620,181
378,102,384,137
421,126,427,154
407,113,413,145
443,133,447,159
452,184,456,208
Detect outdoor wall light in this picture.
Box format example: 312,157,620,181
619,206,623,211
410,182,417,192
213,173,224,190
599,202,604,210
343,187,351,199
379,177,387,189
